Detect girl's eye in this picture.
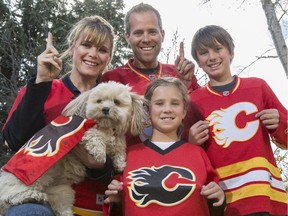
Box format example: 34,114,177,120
155,102,163,106
97,99,102,103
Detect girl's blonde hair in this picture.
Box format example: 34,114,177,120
62,15,115,61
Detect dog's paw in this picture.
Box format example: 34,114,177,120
114,161,126,173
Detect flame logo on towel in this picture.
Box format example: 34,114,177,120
19,116,89,157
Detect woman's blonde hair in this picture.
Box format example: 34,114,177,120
62,15,115,61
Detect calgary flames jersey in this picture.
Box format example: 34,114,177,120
189,76,287,215
121,140,219,216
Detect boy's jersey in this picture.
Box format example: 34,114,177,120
190,76,288,215
122,140,219,216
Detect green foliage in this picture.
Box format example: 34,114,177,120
0,0,129,140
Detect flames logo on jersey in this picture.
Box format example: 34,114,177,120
207,102,259,148
127,165,196,207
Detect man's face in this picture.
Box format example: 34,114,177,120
125,11,165,69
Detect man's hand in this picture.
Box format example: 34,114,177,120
174,41,195,81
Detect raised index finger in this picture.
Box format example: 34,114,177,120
179,41,184,58
46,32,53,48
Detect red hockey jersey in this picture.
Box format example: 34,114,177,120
121,140,219,216
189,76,288,215
102,58,200,95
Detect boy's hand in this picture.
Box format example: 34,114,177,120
188,120,210,145
255,109,279,130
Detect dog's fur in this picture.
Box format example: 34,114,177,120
0,81,148,216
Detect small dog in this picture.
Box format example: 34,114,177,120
0,81,148,216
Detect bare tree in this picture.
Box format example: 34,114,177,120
261,0,288,78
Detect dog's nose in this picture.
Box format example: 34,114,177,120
102,107,110,115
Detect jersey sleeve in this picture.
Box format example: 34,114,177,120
262,80,287,149
2,78,52,151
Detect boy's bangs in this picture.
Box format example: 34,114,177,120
198,35,220,50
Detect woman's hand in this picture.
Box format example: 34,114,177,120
71,144,105,170
36,32,62,83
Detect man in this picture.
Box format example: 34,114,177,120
102,3,199,95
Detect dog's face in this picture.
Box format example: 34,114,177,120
86,81,136,133
62,81,148,136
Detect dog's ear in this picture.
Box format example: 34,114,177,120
130,93,150,136
62,90,91,117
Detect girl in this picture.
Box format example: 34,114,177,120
2,16,115,215
104,77,225,216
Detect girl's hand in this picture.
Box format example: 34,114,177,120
36,32,62,83
255,109,280,130
104,180,123,204
188,120,209,145
201,181,225,207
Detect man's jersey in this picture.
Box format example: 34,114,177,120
102,58,199,95
189,76,288,216
121,140,219,216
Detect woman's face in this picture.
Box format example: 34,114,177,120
70,34,112,79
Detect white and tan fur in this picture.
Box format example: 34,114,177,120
0,81,148,216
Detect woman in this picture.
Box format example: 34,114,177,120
2,15,115,216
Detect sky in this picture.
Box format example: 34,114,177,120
123,0,288,108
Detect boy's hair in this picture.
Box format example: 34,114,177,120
62,15,115,60
125,3,163,35
191,25,234,63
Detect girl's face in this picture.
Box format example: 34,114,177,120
196,40,233,83
150,85,186,139
70,34,112,79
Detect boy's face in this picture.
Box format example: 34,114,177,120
196,41,233,80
